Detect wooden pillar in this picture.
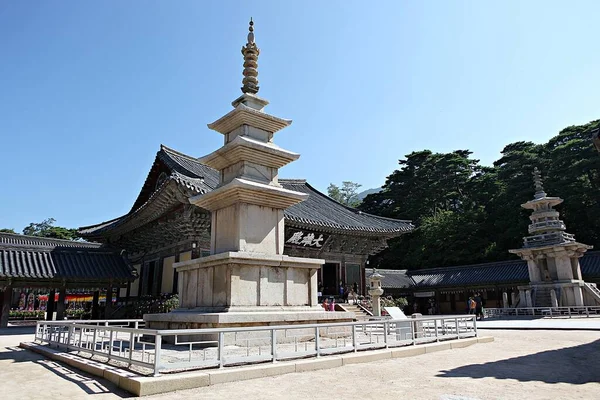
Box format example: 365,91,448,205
125,281,131,305
91,290,100,320
105,285,114,319
361,264,366,296
46,289,56,321
1,286,13,328
56,288,67,321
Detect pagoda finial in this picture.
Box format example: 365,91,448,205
241,18,260,94
533,167,547,199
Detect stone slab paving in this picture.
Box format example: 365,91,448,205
2,325,599,399
477,318,600,330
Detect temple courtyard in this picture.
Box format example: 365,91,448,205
0,326,597,399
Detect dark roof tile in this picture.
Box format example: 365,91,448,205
80,146,413,236
0,234,134,284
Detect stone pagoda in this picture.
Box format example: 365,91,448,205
145,20,352,333
509,168,600,307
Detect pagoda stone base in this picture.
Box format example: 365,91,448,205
144,251,354,344
144,309,354,345
518,281,590,308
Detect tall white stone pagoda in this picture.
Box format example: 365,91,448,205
510,168,600,307
145,20,352,332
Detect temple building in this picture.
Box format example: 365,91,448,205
0,233,134,327
78,145,412,301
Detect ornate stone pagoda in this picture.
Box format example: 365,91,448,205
144,20,356,331
509,168,600,307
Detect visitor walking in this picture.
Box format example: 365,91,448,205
468,297,476,314
474,293,483,320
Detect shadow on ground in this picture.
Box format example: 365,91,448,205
0,338,131,398
0,325,36,336
438,339,600,384
36,358,131,397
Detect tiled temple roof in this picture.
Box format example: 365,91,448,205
0,233,135,285
281,180,412,235
370,252,600,290
408,260,529,288
79,145,413,237
365,268,413,288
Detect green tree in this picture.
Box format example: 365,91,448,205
327,181,363,207
364,119,600,270
22,218,80,240
0,228,16,234
361,150,483,223
544,120,600,247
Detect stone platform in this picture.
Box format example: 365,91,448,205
145,309,355,345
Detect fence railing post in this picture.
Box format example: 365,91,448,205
315,327,321,357
218,332,225,368
271,329,277,362
91,328,97,354
108,330,114,357
153,333,162,376
352,325,357,352
410,319,415,345
128,331,134,367
383,322,388,348
434,318,439,342
455,318,460,339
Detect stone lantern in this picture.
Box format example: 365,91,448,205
368,269,384,316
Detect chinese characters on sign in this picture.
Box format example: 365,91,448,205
286,231,325,247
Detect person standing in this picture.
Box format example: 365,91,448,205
468,297,476,314
474,293,483,320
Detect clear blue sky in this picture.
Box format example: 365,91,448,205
1,1,599,231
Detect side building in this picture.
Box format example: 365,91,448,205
367,251,600,314
0,233,135,327
79,145,413,300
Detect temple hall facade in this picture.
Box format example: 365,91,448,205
78,145,413,300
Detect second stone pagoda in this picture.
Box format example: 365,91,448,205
145,19,352,330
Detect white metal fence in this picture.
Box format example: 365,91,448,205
484,306,600,319
34,315,477,376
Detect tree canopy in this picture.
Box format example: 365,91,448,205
18,218,80,240
361,119,600,270
327,181,363,207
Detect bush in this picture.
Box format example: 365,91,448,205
9,310,45,319
380,296,408,309
123,294,179,318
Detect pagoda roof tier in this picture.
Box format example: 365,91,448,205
79,145,413,239
207,102,292,135
199,135,300,170
190,178,308,211
521,196,563,210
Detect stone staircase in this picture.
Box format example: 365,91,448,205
533,287,552,307
338,303,372,321
584,282,600,305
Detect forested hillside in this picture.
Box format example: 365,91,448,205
360,120,600,270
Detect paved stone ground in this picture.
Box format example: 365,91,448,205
1,326,598,399
477,318,600,330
